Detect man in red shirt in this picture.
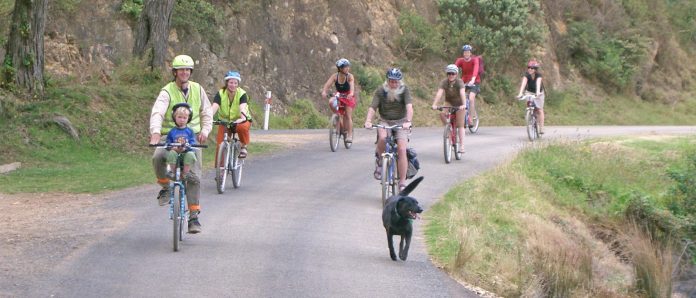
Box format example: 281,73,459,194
454,44,479,125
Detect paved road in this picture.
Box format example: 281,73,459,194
28,126,696,297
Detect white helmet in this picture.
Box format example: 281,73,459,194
445,64,459,74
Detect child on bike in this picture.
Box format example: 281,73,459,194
431,64,467,153
516,60,545,134
166,103,198,182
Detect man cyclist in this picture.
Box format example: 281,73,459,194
364,68,413,191
211,71,252,164
431,64,467,153
149,54,213,234
321,58,356,143
516,59,545,134
454,44,480,125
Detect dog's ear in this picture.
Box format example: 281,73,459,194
398,176,424,196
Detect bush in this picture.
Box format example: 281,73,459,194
172,0,224,52
396,10,443,59
352,63,383,93
120,0,143,20
437,0,545,73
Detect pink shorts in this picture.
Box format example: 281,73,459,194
336,92,356,108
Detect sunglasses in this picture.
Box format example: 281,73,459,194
447,72,457,75
528,67,538,70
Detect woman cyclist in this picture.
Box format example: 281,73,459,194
364,68,413,191
431,64,467,153
211,71,252,165
516,60,545,134
454,44,480,125
321,58,356,143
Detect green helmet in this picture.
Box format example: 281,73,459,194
172,55,194,70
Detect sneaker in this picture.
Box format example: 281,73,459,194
373,158,382,180
539,126,545,134
157,188,170,206
188,218,202,234
238,147,248,159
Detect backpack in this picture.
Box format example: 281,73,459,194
475,55,485,81
406,147,420,179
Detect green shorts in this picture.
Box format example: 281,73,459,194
166,150,197,166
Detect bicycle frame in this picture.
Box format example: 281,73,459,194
519,94,540,141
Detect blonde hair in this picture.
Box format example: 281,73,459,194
173,106,191,118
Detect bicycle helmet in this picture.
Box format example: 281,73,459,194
445,64,459,74
172,55,195,70
527,60,540,69
336,58,351,69
171,102,193,124
224,70,241,83
461,44,473,52
386,68,403,80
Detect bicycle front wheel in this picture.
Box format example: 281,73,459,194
216,142,229,194
443,125,452,164
172,185,182,251
329,114,339,152
381,156,393,207
232,142,243,188
525,109,537,141
469,106,479,133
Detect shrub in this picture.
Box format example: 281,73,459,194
351,63,382,93
120,0,143,20
172,0,224,52
396,10,443,59
437,0,545,73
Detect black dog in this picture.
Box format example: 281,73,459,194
382,176,424,261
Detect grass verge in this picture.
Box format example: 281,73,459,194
425,135,696,296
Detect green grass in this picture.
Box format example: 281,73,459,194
425,135,696,296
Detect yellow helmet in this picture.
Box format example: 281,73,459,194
172,55,194,70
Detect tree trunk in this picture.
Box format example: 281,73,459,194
3,0,48,94
133,0,175,70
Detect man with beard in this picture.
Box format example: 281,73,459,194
364,68,413,191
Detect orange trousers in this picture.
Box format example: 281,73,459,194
214,122,250,167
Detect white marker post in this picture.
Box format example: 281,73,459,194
263,91,271,130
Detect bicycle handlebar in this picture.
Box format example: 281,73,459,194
148,143,208,148
517,94,537,101
435,106,461,112
213,120,248,127
370,124,403,130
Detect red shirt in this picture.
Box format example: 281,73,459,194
454,57,480,84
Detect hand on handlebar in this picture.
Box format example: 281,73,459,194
402,122,412,129
364,121,372,129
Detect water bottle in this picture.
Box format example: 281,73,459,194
330,97,338,112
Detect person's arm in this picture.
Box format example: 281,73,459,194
431,88,444,109
458,87,467,109
198,88,213,143
320,74,335,99
517,76,528,97
403,103,414,129
536,77,543,97
149,90,170,144
365,88,381,128
469,58,478,85
348,73,355,98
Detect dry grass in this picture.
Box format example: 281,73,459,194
624,223,674,298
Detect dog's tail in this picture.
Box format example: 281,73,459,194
399,176,424,196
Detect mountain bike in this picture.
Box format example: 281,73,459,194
371,124,403,206
149,142,207,252
328,93,353,152
435,106,462,163
518,93,540,141
464,84,480,134
213,120,246,193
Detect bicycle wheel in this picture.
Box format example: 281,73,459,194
232,142,243,188
454,127,462,160
172,185,181,251
329,114,339,152
443,125,452,164
469,106,479,133
381,156,392,207
525,109,537,141
216,142,229,194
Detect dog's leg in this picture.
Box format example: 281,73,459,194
387,231,397,261
398,235,405,260
399,231,412,261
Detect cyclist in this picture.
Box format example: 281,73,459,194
166,103,198,181
516,59,545,134
149,54,213,234
431,64,467,153
454,44,480,125
364,68,413,191
321,58,356,143
211,71,252,163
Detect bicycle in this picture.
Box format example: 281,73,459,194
435,106,462,163
371,124,403,207
328,93,353,152
213,120,246,193
464,84,480,134
149,142,207,252
518,93,540,141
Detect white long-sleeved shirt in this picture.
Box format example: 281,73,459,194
149,83,213,137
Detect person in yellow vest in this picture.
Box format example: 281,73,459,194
211,71,252,165
148,54,213,234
